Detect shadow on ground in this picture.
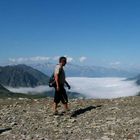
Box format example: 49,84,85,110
70,105,102,117
0,128,12,134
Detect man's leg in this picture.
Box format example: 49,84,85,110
53,102,58,113
61,88,69,112
53,88,60,114
63,103,69,111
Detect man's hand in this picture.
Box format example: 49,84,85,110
65,81,71,90
56,86,60,91
67,84,71,90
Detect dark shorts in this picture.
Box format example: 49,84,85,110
54,85,68,104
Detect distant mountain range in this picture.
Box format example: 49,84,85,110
128,74,140,85
30,62,136,77
0,63,139,98
136,76,140,85
0,64,49,87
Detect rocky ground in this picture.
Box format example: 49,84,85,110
0,96,140,140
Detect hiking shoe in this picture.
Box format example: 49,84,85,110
53,111,58,115
62,109,71,115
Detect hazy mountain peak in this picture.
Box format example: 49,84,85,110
30,62,137,77
0,64,50,87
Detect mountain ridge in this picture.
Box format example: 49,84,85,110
0,64,49,87
30,62,136,77
127,74,140,86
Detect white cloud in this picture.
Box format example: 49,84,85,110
53,56,60,61
53,56,74,63
63,55,74,63
67,57,73,63
9,56,50,63
13,57,28,63
30,56,50,61
9,58,16,62
110,61,121,66
6,77,140,99
79,56,87,62
7,85,53,94
67,77,140,99
9,56,84,64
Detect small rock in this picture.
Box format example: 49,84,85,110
11,122,18,126
70,118,76,123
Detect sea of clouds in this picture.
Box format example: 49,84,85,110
67,77,140,98
7,77,140,99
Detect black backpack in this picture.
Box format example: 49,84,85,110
49,66,63,87
48,73,56,87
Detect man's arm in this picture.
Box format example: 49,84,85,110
54,74,59,91
65,80,71,89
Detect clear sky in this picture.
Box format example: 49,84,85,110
0,0,140,69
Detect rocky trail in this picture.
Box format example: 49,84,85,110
0,96,140,140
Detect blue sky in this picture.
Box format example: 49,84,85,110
0,0,140,69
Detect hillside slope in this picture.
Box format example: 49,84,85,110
0,84,9,92
0,64,49,87
0,84,15,97
0,84,46,98
0,96,140,140
128,74,140,86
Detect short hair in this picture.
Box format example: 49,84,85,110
59,56,67,63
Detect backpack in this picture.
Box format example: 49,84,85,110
48,73,56,87
49,65,63,87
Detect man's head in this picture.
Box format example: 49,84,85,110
59,56,67,66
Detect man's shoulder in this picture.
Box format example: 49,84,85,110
55,64,61,69
54,64,62,74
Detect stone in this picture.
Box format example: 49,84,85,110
0,96,140,140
